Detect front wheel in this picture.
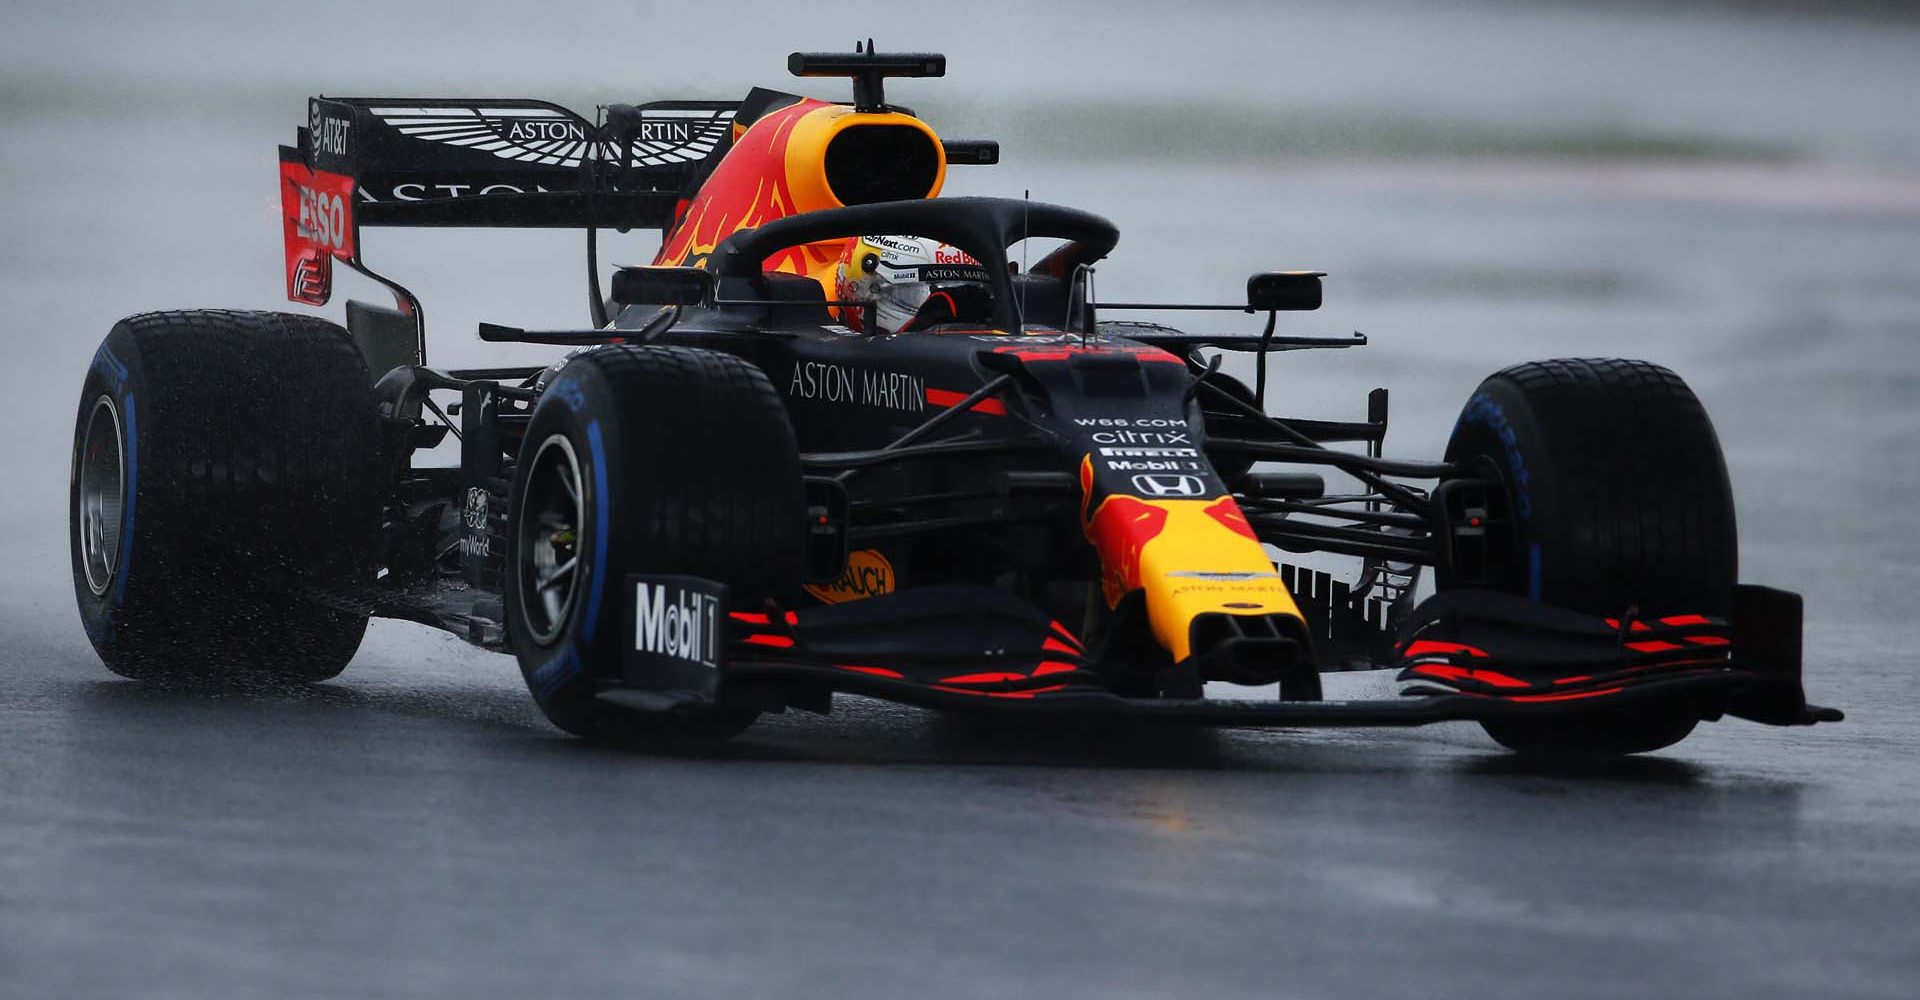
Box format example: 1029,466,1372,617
505,345,806,744
1441,358,1737,755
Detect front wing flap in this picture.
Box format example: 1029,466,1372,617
703,582,1841,730
603,575,1839,730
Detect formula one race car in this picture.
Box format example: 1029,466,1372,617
71,47,1840,754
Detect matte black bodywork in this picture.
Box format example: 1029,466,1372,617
343,194,1838,738
276,51,1839,743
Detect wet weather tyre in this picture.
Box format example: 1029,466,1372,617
71,311,381,685
1441,358,1737,755
505,346,805,745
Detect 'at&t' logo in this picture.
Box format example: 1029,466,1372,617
805,549,895,604
310,104,351,157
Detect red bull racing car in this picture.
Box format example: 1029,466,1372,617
70,48,1840,754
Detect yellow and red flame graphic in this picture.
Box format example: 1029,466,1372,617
1079,458,1305,662
655,100,818,272
654,100,947,295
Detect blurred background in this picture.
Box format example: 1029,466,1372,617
3,3,1917,998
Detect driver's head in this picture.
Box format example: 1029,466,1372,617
834,235,993,334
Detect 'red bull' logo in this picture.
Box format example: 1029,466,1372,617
1078,456,1306,661
1087,494,1170,605
655,101,948,293
655,100,819,271
1203,496,1257,539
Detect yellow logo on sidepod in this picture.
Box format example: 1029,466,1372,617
805,549,896,604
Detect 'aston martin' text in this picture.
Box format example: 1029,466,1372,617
788,362,925,413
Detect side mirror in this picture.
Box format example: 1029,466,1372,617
1248,271,1325,312
611,266,714,306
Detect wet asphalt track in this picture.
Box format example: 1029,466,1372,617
5,3,1920,998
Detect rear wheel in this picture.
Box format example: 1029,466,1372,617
1441,358,1736,755
71,310,381,685
505,345,806,744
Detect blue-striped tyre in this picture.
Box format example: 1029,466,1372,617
505,345,805,744
71,311,380,685
1441,358,1737,754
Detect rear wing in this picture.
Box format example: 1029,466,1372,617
279,96,737,305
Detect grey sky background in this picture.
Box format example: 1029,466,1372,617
5,0,1919,164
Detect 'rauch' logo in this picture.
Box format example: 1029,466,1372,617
805,549,895,604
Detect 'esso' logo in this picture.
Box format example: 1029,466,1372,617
297,185,348,251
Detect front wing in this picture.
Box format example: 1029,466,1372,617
603,578,1841,731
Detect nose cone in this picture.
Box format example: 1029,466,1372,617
1078,457,1307,664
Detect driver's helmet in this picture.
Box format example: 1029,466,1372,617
834,235,993,334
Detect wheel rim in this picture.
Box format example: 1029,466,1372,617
1438,447,1521,595
77,395,126,597
516,434,585,646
